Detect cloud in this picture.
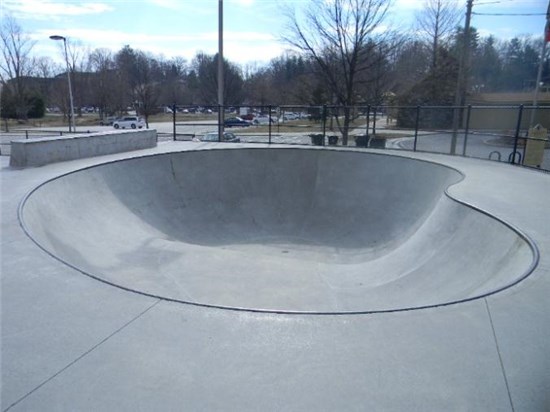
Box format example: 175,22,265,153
33,27,275,45
392,0,424,11
32,27,280,64
3,0,113,19
145,0,183,11
230,0,255,6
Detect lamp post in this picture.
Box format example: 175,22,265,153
50,35,75,132
217,0,224,142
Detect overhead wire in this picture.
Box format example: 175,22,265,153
472,12,546,16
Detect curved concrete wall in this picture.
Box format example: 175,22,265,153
21,148,535,312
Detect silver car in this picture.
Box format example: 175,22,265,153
113,116,146,129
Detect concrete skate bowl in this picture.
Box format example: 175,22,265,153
20,148,537,314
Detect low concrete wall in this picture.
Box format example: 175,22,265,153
10,129,157,167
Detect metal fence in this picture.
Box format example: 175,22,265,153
169,104,550,172
2,104,548,172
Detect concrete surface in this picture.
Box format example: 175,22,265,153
2,142,550,411
20,149,535,313
9,129,157,167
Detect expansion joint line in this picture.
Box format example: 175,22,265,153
484,298,515,412
3,299,162,412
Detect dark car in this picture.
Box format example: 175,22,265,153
197,132,241,143
224,117,251,128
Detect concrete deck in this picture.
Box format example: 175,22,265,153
2,142,549,411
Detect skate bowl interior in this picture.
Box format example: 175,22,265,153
20,148,536,313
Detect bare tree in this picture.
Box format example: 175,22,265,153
66,40,93,115
190,52,244,105
33,56,59,78
282,0,393,145
32,56,60,104
133,51,160,127
157,56,187,106
416,0,461,70
49,37,90,118
385,39,430,96
0,15,36,119
89,48,118,116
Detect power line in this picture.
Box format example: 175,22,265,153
475,0,514,5
476,0,542,5
472,12,546,16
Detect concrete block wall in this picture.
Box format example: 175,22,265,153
9,129,157,167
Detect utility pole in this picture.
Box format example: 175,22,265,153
530,0,550,126
450,0,474,155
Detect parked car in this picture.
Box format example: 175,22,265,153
99,116,119,126
224,117,251,128
194,132,241,143
113,116,145,129
282,112,300,121
253,115,275,125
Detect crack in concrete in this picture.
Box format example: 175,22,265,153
3,299,161,412
485,298,515,412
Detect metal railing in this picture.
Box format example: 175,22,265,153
0,129,93,156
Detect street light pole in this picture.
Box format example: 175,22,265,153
50,35,75,133
218,0,224,141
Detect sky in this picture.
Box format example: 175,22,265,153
2,0,548,67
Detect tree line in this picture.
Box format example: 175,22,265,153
1,0,548,131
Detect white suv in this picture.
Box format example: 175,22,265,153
113,116,146,129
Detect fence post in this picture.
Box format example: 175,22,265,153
25,130,29,139
172,103,176,141
268,105,272,145
462,105,472,156
218,104,223,142
511,104,524,165
413,106,420,152
372,106,377,136
365,105,370,139
322,105,327,142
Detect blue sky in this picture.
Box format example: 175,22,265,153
2,0,548,66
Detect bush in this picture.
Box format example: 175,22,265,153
0,89,16,119
0,90,45,119
28,95,45,119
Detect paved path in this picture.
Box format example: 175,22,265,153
394,131,550,169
